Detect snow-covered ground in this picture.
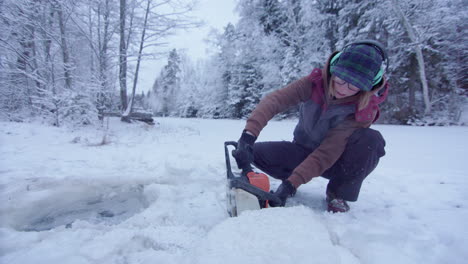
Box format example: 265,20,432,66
1,118,467,264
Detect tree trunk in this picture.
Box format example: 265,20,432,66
126,2,136,50
44,5,54,87
122,0,150,120
97,0,110,110
391,0,431,115
56,1,73,89
408,55,417,112
88,4,95,78
119,0,128,111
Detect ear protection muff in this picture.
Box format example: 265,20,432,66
330,40,389,87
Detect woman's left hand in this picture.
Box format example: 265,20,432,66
269,180,296,207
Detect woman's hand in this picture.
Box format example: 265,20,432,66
269,180,296,207
232,131,256,170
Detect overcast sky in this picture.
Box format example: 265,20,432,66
137,0,239,93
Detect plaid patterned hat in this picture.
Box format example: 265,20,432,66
330,44,383,92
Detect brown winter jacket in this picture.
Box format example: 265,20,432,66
244,63,388,189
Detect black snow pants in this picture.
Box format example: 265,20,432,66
252,128,386,202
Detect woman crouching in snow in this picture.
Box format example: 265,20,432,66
233,40,389,213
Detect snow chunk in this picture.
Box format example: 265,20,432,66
192,206,342,264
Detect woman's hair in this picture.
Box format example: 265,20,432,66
357,91,373,111
328,78,378,111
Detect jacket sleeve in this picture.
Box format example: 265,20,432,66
245,76,312,137
287,117,372,189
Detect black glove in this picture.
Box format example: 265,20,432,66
232,131,256,170
269,180,296,207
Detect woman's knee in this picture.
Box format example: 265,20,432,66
349,128,386,157
252,141,310,180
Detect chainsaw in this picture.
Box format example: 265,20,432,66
224,141,282,217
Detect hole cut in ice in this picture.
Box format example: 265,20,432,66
15,184,149,232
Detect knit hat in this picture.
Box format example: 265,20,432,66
330,44,383,92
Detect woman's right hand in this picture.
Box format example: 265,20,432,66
232,131,256,170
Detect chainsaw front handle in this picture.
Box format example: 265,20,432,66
224,141,253,176
224,141,282,204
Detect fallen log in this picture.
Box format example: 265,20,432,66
98,111,155,125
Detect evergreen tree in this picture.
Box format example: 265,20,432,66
222,4,267,118
150,49,181,116
217,23,239,117
175,53,201,118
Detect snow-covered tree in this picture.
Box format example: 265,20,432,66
172,53,201,117
150,49,181,116
209,0,466,124
218,6,267,118
1,0,465,125
217,23,239,117
0,0,201,125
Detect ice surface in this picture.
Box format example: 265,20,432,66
1,118,467,264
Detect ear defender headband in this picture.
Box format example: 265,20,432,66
330,40,389,87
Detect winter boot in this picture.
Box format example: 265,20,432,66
326,192,350,213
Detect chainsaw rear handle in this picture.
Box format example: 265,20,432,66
224,141,282,204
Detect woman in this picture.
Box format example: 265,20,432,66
233,40,388,213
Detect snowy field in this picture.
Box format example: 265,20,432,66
1,117,467,264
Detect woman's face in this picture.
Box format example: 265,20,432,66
332,75,360,99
